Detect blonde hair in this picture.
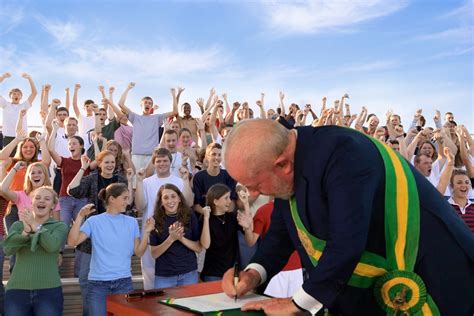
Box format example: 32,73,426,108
24,162,51,195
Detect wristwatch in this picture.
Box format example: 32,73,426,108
35,224,43,232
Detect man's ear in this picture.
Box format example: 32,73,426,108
273,154,292,177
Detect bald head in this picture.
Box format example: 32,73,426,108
224,119,290,175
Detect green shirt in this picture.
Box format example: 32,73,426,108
2,218,68,290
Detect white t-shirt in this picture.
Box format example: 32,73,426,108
0,97,31,136
140,173,184,290
169,151,193,177
77,113,95,151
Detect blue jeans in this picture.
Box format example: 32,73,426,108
202,275,222,282
60,196,88,228
154,270,198,289
88,277,133,316
78,250,92,316
5,286,63,316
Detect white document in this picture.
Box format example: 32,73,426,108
163,292,271,313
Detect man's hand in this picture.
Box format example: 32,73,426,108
74,84,81,91
136,168,146,182
222,267,260,298
242,298,301,315
128,82,136,89
0,72,11,82
21,73,32,80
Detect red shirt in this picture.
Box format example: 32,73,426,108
59,157,89,197
253,201,301,271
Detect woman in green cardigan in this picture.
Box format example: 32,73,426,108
3,186,68,316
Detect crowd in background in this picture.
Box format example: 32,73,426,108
0,71,472,316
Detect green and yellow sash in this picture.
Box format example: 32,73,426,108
290,136,440,315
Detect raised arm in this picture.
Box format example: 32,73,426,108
72,84,82,118
161,87,180,119
67,156,90,193
278,91,286,116
178,168,194,207
0,161,26,202
0,129,26,161
196,97,205,115
15,109,27,135
437,147,454,195
21,73,37,105
256,93,266,119
134,169,147,212
44,99,60,135
200,206,211,249
106,87,115,120
40,84,51,120
134,217,154,257
224,102,240,127
222,93,231,115
205,88,215,110
48,120,63,166
37,132,51,167
117,82,135,115
65,87,70,111
67,204,96,247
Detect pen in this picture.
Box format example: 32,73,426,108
233,262,239,302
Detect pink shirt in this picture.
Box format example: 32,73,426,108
114,125,133,150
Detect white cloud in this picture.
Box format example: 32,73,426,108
442,0,473,22
416,27,473,44
0,5,24,34
427,46,474,60
336,60,400,74
35,15,84,46
260,0,408,35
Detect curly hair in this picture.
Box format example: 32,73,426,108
153,183,191,234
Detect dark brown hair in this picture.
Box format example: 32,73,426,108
206,183,231,214
98,183,128,206
153,183,190,234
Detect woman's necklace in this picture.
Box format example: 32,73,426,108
215,213,226,225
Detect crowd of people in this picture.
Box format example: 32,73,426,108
0,71,472,316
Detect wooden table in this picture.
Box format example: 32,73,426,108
106,281,223,315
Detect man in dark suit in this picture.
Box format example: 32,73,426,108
222,119,474,315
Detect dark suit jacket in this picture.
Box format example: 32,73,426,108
252,126,474,315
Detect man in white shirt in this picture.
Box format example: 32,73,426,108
0,72,37,149
161,130,193,176
72,84,95,151
134,147,193,290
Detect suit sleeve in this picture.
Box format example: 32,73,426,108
249,199,295,280
302,140,383,306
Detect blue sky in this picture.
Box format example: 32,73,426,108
0,0,472,130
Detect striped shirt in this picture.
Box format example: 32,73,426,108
449,197,474,232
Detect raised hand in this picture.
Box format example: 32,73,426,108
433,110,441,123
178,166,190,180
279,91,285,100
394,125,404,138
19,109,27,118
343,93,350,98
1,72,11,80
414,109,422,120
237,211,253,230
126,168,134,182
15,129,27,142
136,168,146,181
109,86,115,94
128,82,135,89
35,132,46,143
222,93,227,100
21,73,31,80
51,98,61,108
195,117,205,130
178,86,185,94
44,84,51,92
78,204,96,218
144,217,156,234
202,206,211,219
444,147,454,163
232,102,241,111
13,160,27,171
98,85,105,93
210,87,216,96
237,186,250,205
74,83,81,90
81,155,91,170
196,97,204,108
